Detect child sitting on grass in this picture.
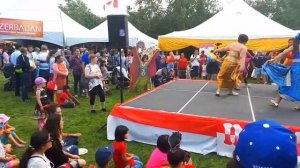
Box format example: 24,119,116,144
0,114,26,148
38,103,62,131
146,134,170,168
0,118,20,168
88,145,114,168
58,86,79,108
165,149,195,168
166,132,195,168
113,125,143,168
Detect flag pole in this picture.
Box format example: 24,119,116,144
59,10,66,48
119,48,124,103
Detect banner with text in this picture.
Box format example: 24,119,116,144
0,18,43,37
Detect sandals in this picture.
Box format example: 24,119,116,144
270,99,279,107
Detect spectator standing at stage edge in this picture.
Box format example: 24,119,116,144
206,50,220,80
156,51,164,71
52,55,68,103
70,48,83,97
190,50,200,80
16,47,31,101
85,54,106,113
36,44,50,81
166,52,175,71
178,53,188,79
199,51,208,79
253,51,268,84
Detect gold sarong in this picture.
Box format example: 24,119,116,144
217,58,242,89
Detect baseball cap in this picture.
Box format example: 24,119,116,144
95,145,114,166
0,114,10,123
34,77,47,85
235,120,297,168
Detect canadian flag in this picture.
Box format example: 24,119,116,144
103,0,118,11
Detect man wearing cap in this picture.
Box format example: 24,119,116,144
227,120,297,168
89,145,114,168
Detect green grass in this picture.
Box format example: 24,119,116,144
0,74,229,167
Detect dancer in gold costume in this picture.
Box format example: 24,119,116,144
215,34,248,96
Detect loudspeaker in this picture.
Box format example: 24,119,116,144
107,15,129,48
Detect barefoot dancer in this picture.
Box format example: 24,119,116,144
263,33,300,110
215,34,248,96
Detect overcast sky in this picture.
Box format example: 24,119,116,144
79,0,228,17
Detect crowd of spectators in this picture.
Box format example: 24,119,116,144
0,43,298,167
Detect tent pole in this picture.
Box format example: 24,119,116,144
59,10,66,48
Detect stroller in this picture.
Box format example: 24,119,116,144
2,63,15,91
152,67,174,87
101,72,112,96
113,66,130,89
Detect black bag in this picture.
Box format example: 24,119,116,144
4,82,12,91
3,63,14,78
80,75,89,89
80,64,91,89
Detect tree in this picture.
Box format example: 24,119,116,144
246,0,300,30
128,0,220,38
273,0,300,30
128,0,166,38
59,0,105,29
165,0,219,31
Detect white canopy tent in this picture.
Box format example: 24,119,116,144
0,0,102,46
90,20,158,48
159,0,296,51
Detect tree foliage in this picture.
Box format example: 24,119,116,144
59,0,105,29
59,0,300,40
128,0,219,39
128,0,166,38
246,0,300,30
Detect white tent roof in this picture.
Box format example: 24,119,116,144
159,0,295,40
0,0,102,46
90,20,158,48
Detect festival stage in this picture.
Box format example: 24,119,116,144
107,80,300,157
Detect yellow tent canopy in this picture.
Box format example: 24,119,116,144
159,37,290,52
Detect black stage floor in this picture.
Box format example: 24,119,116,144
123,80,300,127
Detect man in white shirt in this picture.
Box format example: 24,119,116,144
190,50,200,80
